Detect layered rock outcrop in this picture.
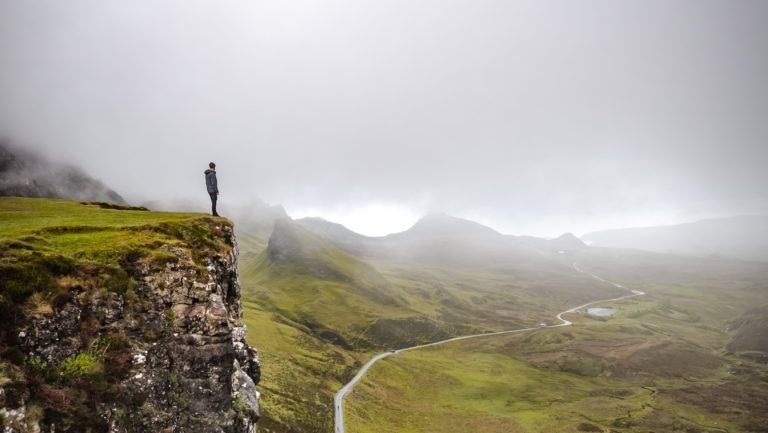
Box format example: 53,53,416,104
1,224,260,433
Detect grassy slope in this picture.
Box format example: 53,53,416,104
239,223,380,433
345,251,768,433
242,222,409,345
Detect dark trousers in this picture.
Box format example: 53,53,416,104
209,192,219,216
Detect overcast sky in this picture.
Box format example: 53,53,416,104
1,0,767,236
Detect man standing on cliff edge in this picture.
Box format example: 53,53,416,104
205,162,220,217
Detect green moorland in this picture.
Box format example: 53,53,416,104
238,221,629,433
0,197,233,428
344,252,768,433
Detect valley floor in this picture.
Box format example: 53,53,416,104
237,220,768,433
344,264,768,433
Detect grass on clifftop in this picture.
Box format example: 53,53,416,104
0,197,237,430
0,197,231,303
0,196,229,262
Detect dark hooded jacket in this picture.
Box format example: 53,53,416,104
205,169,218,194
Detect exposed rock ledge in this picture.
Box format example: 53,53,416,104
1,225,260,433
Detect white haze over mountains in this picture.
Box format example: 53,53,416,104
1,1,767,236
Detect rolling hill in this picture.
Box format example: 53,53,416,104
582,215,768,262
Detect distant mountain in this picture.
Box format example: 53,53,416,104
248,218,391,300
550,232,589,252
377,213,540,266
296,216,371,242
386,212,500,240
234,199,289,229
296,213,509,261
582,216,768,262
295,212,593,268
0,142,126,204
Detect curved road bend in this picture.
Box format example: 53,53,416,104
334,262,645,433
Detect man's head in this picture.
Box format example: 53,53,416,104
209,162,216,169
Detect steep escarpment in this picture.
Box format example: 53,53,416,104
0,197,260,432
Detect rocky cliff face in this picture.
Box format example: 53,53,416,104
0,224,260,433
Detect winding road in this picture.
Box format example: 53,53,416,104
334,262,645,433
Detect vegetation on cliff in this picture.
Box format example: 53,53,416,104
0,197,259,433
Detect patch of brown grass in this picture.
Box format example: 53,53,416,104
663,378,768,432
25,292,53,317
37,385,78,413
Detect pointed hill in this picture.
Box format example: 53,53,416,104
386,212,500,240
378,212,548,266
228,199,290,261
296,217,371,243
294,217,375,256
233,199,289,233
265,218,386,288
550,232,589,252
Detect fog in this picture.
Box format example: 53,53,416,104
1,0,767,236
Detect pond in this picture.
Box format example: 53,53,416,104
587,307,618,317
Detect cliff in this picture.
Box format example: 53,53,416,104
0,197,260,432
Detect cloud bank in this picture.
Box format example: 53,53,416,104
1,0,766,235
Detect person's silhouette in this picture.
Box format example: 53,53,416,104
205,162,220,216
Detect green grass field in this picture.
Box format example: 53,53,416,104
0,196,229,264
236,222,622,432
0,197,235,306
343,256,768,433
235,215,768,433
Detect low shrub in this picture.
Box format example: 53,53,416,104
0,249,74,303
57,353,103,385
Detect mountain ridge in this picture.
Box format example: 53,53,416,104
385,212,501,240
0,142,126,204
582,215,768,262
